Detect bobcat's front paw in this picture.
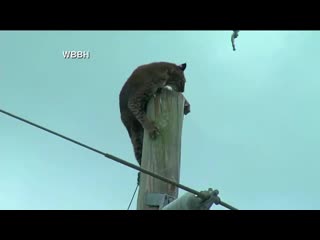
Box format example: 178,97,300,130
146,121,160,139
184,100,191,115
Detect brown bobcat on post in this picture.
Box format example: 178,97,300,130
119,62,190,168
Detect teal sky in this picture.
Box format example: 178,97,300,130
1,30,319,210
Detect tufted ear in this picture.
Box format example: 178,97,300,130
177,63,187,71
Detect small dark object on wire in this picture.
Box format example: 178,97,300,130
231,30,239,51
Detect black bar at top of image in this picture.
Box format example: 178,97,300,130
0,12,320,30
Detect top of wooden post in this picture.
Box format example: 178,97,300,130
137,88,186,210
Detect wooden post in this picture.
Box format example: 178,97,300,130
137,88,186,210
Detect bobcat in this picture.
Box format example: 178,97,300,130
119,61,190,167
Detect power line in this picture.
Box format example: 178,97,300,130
127,184,139,210
0,108,238,210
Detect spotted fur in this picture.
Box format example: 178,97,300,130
119,62,189,166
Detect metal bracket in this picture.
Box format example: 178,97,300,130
145,193,176,209
160,188,221,210
198,188,221,210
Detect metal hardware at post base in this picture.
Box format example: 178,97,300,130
145,193,176,209
161,188,220,210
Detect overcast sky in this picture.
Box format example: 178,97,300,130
1,30,319,210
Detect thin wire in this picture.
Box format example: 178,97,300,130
0,108,238,210
127,184,139,210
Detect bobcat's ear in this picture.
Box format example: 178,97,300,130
177,63,187,71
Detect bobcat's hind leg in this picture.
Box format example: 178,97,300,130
130,125,144,185
128,94,160,140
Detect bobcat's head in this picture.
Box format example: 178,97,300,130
166,63,187,93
